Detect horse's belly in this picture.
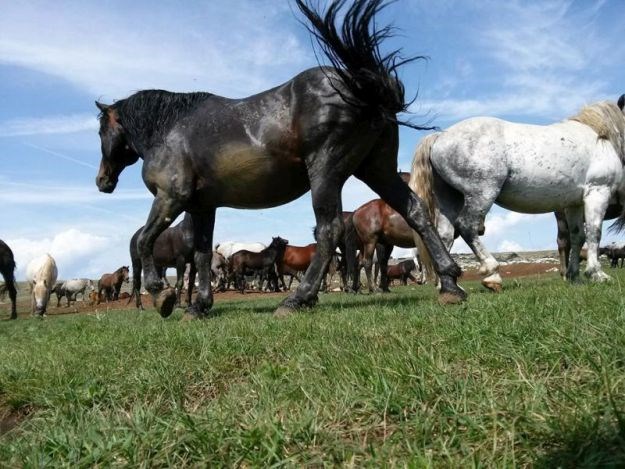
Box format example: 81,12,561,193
497,178,583,213
383,215,415,248
210,144,309,208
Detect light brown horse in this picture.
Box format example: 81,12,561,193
98,266,130,303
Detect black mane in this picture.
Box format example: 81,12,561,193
112,90,214,150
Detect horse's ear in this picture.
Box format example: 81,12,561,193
95,101,110,112
618,94,625,111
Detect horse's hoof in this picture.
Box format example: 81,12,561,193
482,281,503,293
155,288,177,318
438,292,466,305
273,306,296,318
181,312,203,321
587,271,612,283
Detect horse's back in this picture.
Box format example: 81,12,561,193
26,254,57,284
432,117,622,213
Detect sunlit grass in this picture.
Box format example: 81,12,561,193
2,270,625,466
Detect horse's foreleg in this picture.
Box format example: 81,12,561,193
555,211,571,278
564,206,585,282
583,188,611,282
188,209,216,318
137,195,184,317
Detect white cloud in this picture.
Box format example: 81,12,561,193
416,0,617,121
0,1,308,99
0,114,97,137
497,240,525,253
8,228,122,280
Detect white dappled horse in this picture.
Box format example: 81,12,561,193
26,254,58,316
410,95,625,290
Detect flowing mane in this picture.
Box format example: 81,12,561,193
105,90,214,150
569,101,625,164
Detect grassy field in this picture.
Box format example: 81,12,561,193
2,271,625,467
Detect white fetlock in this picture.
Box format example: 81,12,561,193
481,272,503,292
588,270,612,283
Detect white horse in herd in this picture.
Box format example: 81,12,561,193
215,242,267,259
26,253,58,316
410,95,625,291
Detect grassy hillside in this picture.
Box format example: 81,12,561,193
2,271,625,466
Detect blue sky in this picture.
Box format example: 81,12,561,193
1,0,624,280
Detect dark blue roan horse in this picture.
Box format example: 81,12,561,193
95,0,465,318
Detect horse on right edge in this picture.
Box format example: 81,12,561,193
411,95,625,291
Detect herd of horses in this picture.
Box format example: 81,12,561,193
2,0,625,320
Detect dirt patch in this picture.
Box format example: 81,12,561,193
460,262,560,281
0,404,33,436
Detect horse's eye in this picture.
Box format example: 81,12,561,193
124,145,130,151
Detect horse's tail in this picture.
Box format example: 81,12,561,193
408,133,440,283
295,0,430,129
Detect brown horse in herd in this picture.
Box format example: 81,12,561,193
97,266,130,303
231,237,289,293
386,259,418,286
277,243,316,290
347,172,416,292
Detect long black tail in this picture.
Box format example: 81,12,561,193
296,0,430,129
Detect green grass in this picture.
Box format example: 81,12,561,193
2,271,625,467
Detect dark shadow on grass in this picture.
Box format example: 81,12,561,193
537,426,625,468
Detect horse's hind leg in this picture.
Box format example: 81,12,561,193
583,188,611,282
446,181,503,291
188,209,216,318
174,259,186,306
187,262,196,306
276,174,346,316
564,205,585,282
376,243,392,293
355,157,464,304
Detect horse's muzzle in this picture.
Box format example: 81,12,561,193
96,175,117,193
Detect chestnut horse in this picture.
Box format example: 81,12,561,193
98,266,130,303
348,172,419,292
94,0,464,318
0,240,17,319
277,243,317,290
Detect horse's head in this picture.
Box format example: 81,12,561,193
619,94,624,113
95,101,140,193
32,279,51,315
271,236,289,249
121,266,130,283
